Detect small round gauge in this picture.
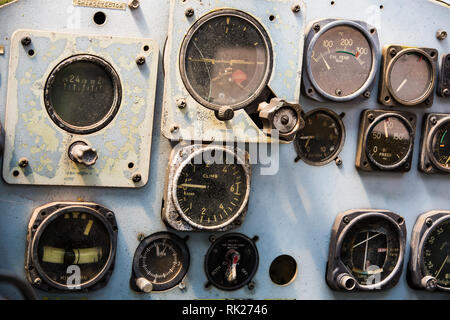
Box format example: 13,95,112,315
44,54,122,134
305,20,378,101
421,218,450,289
295,108,345,166
340,215,403,287
132,232,190,292
30,206,117,291
179,9,273,111
204,233,258,291
172,147,250,230
387,49,435,105
365,114,414,169
429,119,450,172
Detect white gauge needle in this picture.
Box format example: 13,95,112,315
352,232,382,249
435,256,448,278
396,79,408,92
384,120,389,138
363,232,369,271
178,183,207,189
322,54,331,70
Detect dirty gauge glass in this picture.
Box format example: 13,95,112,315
44,54,122,134
430,119,450,172
308,23,374,100
180,9,273,112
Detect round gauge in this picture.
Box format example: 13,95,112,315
387,49,435,105
44,54,122,134
31,206,117,291
306,21,378,101
179,9,273,111
172,147,250,230
365,114,413,169
340,215,403,287
204,233,258,291
295,108,345,166
132,232,190,292
429,119,450,172
421,218,450,289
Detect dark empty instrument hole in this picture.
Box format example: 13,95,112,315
269,255,298,286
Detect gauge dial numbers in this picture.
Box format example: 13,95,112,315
303,19,379,102
294,109,345,166
179,9,273,112
326,210,406,291
204,233,259,291
26,202,118,291
409,211,450,292
131,232,190,292
356,110,416,172
380,46,438,107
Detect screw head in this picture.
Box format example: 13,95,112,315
136,56,146,65
280,115,290,125
247,281,255,290
185,8,194,17
363,91,371,98
389,48,397,57
132,172,142,183
442,88,449,97
368,114,375,122
137,233,145,241
33,278,42,286
313,24,320,32
436,29,447,40
19,157,29,168
21,37,31,46
335,89,342,96
426,218,433,227
128,0,140,9
170,125,179,133
291,4,301,13
176,98,187,109
430,117,438,125
335,157,343,166
343,216,350,224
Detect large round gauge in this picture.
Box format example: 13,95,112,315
365,113,414,170
386,48,436,106
204,233,259,291
179,9,273,112
428,118,450,172
44,54,122,134
26,202,118,291
294,108,345,166
172,146,251,231
304,19,379,101
326,210,406,291
421,218,450,289
131,232,190,293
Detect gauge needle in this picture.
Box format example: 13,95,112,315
445,156,450,166
352,232,382,249
384,120,389,138
396,79,408,92
363,232,369,271
188,57,262,65
435,255,448,278
178,183,207,189
321,54,331,70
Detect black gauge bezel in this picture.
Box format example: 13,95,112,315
427,117,450,173
29,204,117,292
364,113,414,170
132,232,190,292
44,54,122,134
172,146,251,231
294,108,345,166
418,216,450,291
304,19,380,102
204,233,259,291
386,48,436,106
179,8,274,112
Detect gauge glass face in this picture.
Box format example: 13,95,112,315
341,216,401,286
36,211,111,286
296,110,343,163
366,115,411,167
431,120,450,170
422,219,450,288
138,238,183,286
181,12,271,109
175,151,248,228
389,52,432,102
310,25,373,98
48,59,117,128
205,234,258,290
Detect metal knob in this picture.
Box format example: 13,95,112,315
215,106,235,121
225,250,240,283
337,273,356,291
69,141,98,166
136,277,153,293
421,276,437,291
258,98,305,142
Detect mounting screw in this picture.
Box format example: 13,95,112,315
247,281,255,290
430,116,437,125
19,157,29,168
137,233,145,241
33,278,42,286
436,29,447,40
426,218,433,227
185,7,194,17
442,88,449,97
128,0,140,9
425,98,431,106
176,98,187,109
343,216,350,224
363,91,371,99
132,172,142,183
389,48,397,57
106,212,114,219
291,4,301,13
21,37,31,46
335,89,342,96
170,125,179,133
178,282,186,291
335,157,343,166
313,23,320,32
368,113,375,122
136,56,146,65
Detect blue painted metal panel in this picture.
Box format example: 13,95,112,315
0,0,449,300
